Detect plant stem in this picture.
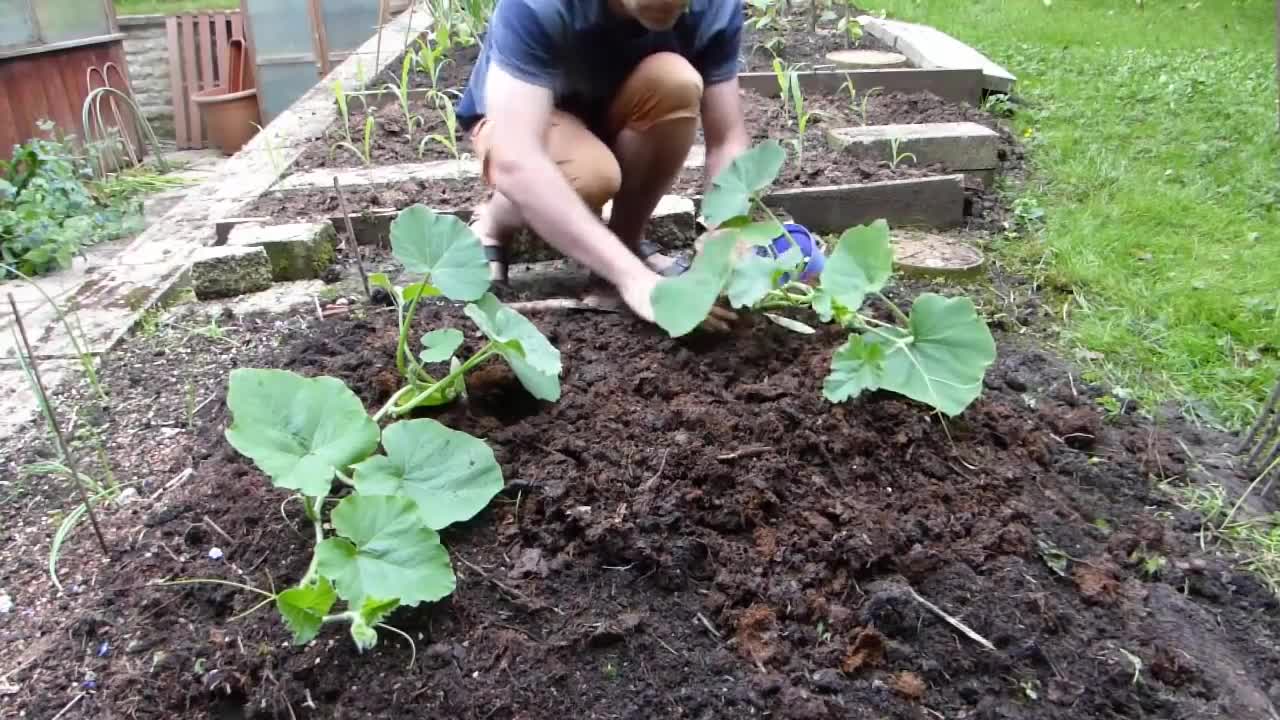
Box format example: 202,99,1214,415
395,289,427,378
7,294,110,559
393,343,499,415
875,291,911,325
299,494,327,587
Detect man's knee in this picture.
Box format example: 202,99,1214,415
572,151,622,210
611,52,704,133
634,52,704,115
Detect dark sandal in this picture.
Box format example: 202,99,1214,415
482,243,509,284
636,239,691,277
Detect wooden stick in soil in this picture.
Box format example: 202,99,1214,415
333,177,371,300
6,295,110,558
374,0,388,75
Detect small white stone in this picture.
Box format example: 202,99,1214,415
0,592,12,613
116,488,139,506
208,547,225,560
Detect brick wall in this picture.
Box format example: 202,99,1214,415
119,15,175,140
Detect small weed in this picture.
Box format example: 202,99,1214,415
886,137,916,170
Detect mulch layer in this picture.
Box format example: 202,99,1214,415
1,279,1279,719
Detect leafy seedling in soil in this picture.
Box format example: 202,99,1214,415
205,369,505,652
386,54,421,142
414,34,453,93
369,204,562,419
886,137,917,170
419,95,463,170
652,141,997,417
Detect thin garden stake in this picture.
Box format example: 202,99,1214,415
333,177,371,299
6,295,110,558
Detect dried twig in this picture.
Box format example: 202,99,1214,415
717,446,773,461
506,298,620,314
333,177,370,299
8,295,110,558
457,557,565,616
906,585,995,652
694,612,723,639
50,692,85,720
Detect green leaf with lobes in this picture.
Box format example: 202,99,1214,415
389,204,489,301
700,141,786,227
276,578,336,646
224,369,380,496
822,294,997,416
352,418,504,530
315,495,456,606
419,328,464,363
819,220,893,312
726,253,778,309
463,293,562,401
651,232,738,336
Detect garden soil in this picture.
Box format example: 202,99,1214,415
3,293,1279,719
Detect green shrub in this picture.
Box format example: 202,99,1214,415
0,122,143,279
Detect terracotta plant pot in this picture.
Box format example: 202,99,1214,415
192,86,260,156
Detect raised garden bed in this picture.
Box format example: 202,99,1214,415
2,263,1276,719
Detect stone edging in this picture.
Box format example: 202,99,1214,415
858,15,1016,94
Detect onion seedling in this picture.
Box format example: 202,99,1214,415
385,54,421,142
886,137,917,170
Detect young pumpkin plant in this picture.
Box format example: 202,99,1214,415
654,141,997,416
368,204,562,421
223,369,504,651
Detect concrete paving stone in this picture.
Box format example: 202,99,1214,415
825,49,909,69
0,360,76,439
276,158,482,191
227,222,337,281
191,246,274,300
826,122,999,171
858,15,1016,93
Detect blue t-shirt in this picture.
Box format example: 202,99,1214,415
456,0,744,134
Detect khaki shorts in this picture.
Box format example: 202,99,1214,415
470,51,704,210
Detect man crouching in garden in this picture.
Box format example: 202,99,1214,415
456,0,750,326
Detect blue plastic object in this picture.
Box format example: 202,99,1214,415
757,223,825,283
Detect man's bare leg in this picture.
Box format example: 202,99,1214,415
608,116,698,273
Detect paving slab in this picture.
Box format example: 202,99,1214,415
192,247,274,300
0,359,76,439
858,15,1015,94
826,49,909,69
227,222,337,281
826,122,999,172
892,229,986,279
739,68,982,105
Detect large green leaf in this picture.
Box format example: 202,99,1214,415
224,369,379,496
352,418,503,530
463,293,562,401
420,328,464,363
823,294,997,416
726,253,778,309
819,220,893,312
700,141,786,226
315,495,456,606
651,232,738,336
276,578,336,645
389,205,489,301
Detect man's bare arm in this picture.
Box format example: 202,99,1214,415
701,77,751,192
484,66,659,320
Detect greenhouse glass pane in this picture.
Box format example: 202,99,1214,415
36,0,112,44
0,0,38,49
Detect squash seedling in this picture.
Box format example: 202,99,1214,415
653,141,997,416
209,368,508,653
369,204,562,421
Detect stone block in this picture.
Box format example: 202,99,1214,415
191,246,273,300
826,122,999,172
858,15,1016,94
226,222,337,281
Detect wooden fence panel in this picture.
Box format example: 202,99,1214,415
166,12,246,149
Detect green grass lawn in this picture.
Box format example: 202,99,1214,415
114,0,238,15
865,0,1278,430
